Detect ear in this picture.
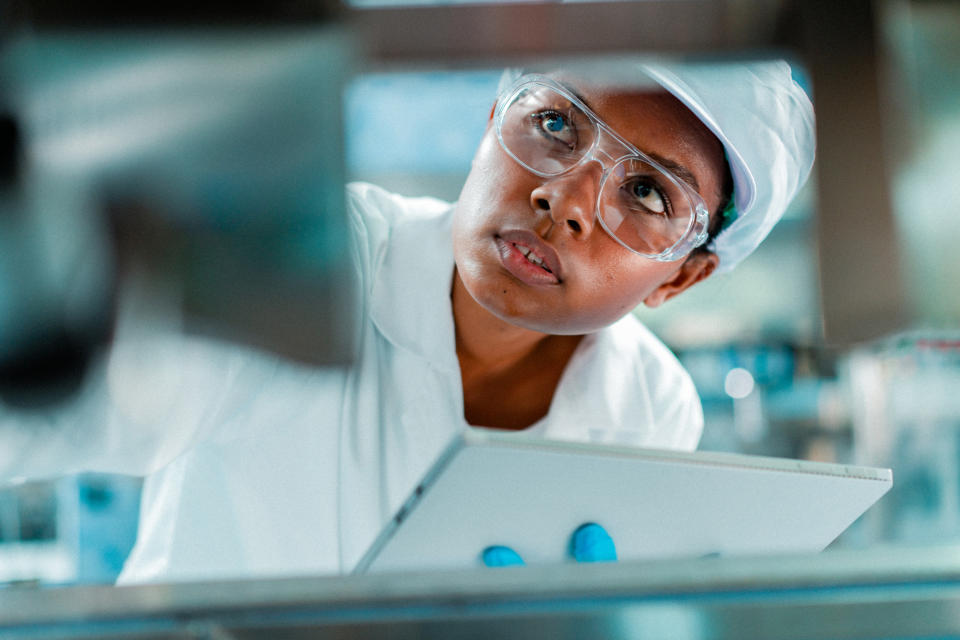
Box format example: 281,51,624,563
643,251,719,308
488,101,496,121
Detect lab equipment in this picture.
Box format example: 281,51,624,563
354,429,891,574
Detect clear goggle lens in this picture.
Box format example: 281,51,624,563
495,79,709,260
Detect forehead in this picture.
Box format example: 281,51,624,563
549,73,725,200
562,75,718,156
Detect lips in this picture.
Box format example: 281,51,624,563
496,229,563,284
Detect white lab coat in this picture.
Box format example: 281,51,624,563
0,182,703,584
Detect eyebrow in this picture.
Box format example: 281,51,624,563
646,153,701,194
559,78,702,194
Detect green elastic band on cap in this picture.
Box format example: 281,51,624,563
720,149,738,231
720,190,738,231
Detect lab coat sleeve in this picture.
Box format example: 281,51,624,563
642,350,704,451
654,367,705,451
595,353,704,451
0,182,394,486
630,317,705,451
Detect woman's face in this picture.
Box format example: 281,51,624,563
451,76,727,335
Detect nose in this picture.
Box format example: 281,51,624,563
529,161,603,238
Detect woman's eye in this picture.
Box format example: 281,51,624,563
532,111,576,147
628,180,667,214
543,114,565,132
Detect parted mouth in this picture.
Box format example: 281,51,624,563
513,243,552,272
497,229,563,280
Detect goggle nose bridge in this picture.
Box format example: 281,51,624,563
590,145,617,166
574,125,635,176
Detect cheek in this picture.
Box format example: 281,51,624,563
462,136,502,188
575,278,647,324
462,134,533,200
454,151,535,250
568,254,676,322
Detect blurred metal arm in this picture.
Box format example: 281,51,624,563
799,0,911,346
353,0,789,62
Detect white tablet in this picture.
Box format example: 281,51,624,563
355,429,892,574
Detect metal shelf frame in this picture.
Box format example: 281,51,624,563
4,547,960,639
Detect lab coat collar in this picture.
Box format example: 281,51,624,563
369,202,459,373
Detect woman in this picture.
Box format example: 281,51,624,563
0,60,815,583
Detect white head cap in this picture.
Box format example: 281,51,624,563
641,60,816,273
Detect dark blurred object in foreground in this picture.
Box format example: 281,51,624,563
0,112,107,408
4,0,341,28
0,28,356,409
1,114,20,185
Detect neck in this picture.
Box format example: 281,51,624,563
451,269,548,370
451,269,584,430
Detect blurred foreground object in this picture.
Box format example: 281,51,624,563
8,548,960,639
846,333,960,547
0,28,356,408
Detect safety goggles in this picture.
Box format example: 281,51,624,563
494,74,710,262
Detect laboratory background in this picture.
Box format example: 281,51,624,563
0,0,958,612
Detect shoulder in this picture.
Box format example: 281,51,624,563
346,182,453,235
593,315,704,450
345,181,452,281
602,314,686,376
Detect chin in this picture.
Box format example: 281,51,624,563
488,301,612,336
